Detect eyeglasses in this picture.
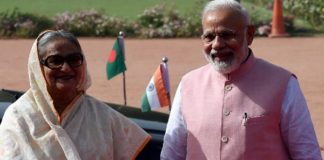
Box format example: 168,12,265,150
40,53,84,70
201,30,238,44
201,26,253,45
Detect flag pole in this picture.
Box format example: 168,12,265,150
118,31,127,106
122,71,127,106
162,56,172,111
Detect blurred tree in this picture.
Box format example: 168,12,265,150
284,0,324,28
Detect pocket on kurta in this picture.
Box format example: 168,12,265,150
245,114,272,126
244,114,282,158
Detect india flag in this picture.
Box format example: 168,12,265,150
141,63,170,112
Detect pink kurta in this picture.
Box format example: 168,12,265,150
161,52,321,160
181,54,291,159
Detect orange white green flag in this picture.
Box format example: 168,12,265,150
141,62,170,112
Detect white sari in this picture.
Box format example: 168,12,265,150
0,31,150,160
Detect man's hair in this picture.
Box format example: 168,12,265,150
37,30,82,58
202,0,250,24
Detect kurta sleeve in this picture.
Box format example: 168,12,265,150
161,83,187,160
281,76,322,159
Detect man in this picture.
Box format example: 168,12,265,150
161,0,322,159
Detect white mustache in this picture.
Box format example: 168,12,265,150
209,49,220,59
210,49,217,56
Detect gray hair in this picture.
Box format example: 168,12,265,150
37,30,82,58
202,0,250,24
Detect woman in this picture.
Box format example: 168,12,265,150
0,30,151,159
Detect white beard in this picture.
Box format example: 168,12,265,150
204,49,241,74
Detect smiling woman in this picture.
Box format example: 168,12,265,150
0,30,151,159
37,31,86,115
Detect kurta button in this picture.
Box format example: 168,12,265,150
225,85,232,91
223,109,230,116
221,136,229,143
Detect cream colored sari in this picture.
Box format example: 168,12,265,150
0,31,150,160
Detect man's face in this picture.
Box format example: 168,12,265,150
201,8,254,74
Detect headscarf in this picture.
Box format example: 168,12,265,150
29,30,91,123
0,30,150,159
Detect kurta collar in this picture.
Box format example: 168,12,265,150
211,49,256,82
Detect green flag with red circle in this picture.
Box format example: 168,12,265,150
106,39,126,80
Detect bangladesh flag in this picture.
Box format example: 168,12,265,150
106,39,126,80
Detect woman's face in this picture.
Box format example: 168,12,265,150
40,38,84,99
